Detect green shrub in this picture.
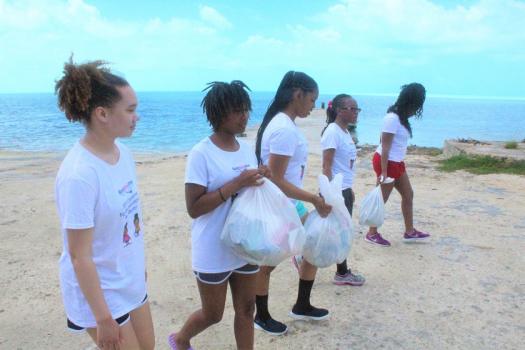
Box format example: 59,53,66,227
439,154,525,175
504,141,518,149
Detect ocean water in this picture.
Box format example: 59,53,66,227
1,92,524,153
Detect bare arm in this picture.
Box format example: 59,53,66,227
185,168,263,219
322,149,335,180
68,228,120,346
268,154,331,217
380,132,394,181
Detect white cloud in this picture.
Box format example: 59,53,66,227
310,0,525,55
199,5,232,29
0,0,523,94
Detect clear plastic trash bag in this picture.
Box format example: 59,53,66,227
358,180,391,227
220,179,306,266
303,174,353,268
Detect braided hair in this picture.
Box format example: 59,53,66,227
387,83,426,137
255,71,318,162
201,80,252,132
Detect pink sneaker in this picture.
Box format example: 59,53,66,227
365,232,391,247
403,229,430,242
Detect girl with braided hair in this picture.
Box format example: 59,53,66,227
169,81,269,350
54,57,154,349
321,94,366,286
365,82,430,246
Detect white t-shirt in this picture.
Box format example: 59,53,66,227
55,141,146,328
321,123,357,190
375,112,410,162
185,137,258,273
260,112,308,189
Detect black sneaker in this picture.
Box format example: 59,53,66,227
289,305,330,321
254,315,288,335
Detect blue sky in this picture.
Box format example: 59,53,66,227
1,0,524,97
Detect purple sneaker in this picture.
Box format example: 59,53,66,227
333,271,366,286
365,232,391,247
168,333,194,350
403,229,430,242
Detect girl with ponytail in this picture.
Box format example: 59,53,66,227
365,82,430,247
54,57,155,349
254,71,332,336
321,94,365,286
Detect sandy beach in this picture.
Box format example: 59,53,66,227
1,110,524,349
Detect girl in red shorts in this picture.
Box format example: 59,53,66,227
365,83,430,247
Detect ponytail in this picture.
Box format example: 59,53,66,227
321,94,351,136
255,71,318,163
55,55,129,124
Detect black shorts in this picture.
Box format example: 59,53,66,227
342,188,354,216
193,264,259,285
67,294,148,332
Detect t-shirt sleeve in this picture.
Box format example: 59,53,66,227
185,149,208,187
57,177,97,230
382,113,399,134
321,126,338,150
268,127,298,157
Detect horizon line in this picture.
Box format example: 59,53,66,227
0,90,524,101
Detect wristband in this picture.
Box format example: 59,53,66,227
218,187,227,202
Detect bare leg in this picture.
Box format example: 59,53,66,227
368,182,395,235
229,272,257,350
87,320,140,349
255,266,275,296
173,278,228,350
129,301,155,350
394,172,414,233
299,259,317,280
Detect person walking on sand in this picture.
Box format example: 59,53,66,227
54,58,154,349
365,83,430,246
253,71,332,336
321,94,366,286
169,81,270,350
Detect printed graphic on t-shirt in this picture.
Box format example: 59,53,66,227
118,180,141,247
300,165,305,180
232,164,250,172
231,163,251,202
123,223,131,246
133,213,141,237
118,180,133,195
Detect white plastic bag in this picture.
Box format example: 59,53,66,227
358,184,387,227
220,179,306,266
302,174,353,268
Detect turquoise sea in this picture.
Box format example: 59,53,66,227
1,92,524,152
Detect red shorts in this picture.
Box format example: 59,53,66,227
372,152,406,179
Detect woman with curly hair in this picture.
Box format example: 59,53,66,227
55,57,154,349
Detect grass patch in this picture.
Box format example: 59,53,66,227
407,146,443,156
439,154,525,175
504,141,518,149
